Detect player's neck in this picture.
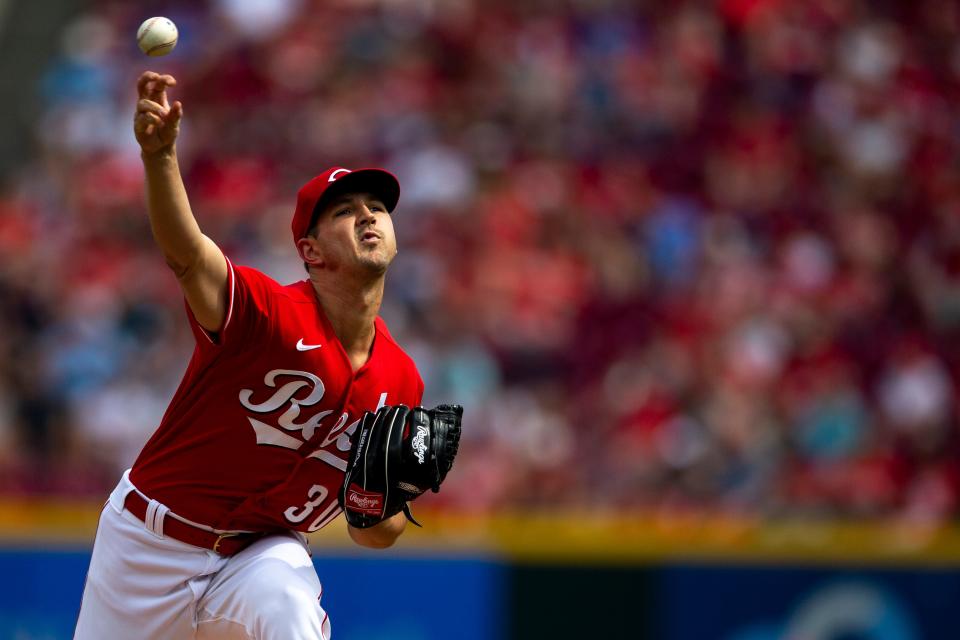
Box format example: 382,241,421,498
310,274,384,369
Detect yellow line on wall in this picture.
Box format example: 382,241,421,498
3,499,960,566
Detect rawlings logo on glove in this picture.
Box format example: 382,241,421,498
337,404,463,529
345,485,383,514
412,423,429,464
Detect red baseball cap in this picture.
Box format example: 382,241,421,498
291,167,401,245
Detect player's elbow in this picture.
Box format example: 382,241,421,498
163,251,193,280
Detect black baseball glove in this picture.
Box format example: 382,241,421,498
338,404,462,529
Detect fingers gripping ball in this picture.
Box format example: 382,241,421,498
339,404,463,529
137,17,178,57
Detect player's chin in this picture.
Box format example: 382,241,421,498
356,251,392,274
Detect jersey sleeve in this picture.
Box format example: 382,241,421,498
185,257,276,352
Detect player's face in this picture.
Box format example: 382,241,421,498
307,192,398,275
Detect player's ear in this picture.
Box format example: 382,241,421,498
297,235,325,268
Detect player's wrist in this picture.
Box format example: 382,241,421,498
347,512,406,548
141,144,177,163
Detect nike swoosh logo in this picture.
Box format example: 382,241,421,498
296,339,323,351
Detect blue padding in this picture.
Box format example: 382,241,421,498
0,549,91,638
0,549,506,640
656,564,960,640
315,554,506,640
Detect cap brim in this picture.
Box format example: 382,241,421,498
314,169,400,219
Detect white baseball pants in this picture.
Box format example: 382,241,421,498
74,472,332,639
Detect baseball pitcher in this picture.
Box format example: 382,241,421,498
73,72,462,640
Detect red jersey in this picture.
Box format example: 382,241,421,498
130,258,424,533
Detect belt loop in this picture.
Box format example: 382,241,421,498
144,499,169,538
154,503,170,537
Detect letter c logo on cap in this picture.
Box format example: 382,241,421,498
329,169,351,182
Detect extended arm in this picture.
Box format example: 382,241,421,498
134,71,227,333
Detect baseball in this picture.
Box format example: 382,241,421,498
137,17,178,57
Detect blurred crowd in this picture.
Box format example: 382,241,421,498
2,0,960,523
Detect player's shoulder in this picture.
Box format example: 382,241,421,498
373,316,403,351
232,264,314,303
374,317,419,371
233,264,281,290
374,318,424,401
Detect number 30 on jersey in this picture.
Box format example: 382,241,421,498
283,485,340,532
